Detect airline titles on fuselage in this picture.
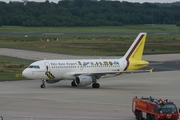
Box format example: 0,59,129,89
50,61,120,67
50,62,77,66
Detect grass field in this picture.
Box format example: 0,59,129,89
0,25,180,80
0,56,31,81
0,32,180,55
0,25,179,32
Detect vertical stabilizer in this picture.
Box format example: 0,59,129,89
123,33,147,61
123,33,148,70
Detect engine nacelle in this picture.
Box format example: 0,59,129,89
46,79,60,84
75,75,93,86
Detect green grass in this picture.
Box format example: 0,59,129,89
0,25,180,80
0,56,32,81
1,33,180,55
0,71,29,81
0,24,179,32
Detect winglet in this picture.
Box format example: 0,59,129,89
149,68,153,73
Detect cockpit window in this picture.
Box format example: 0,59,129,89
29,66,33,68
28,65,40,69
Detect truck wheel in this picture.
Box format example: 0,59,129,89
151,115,155,120
138,111,143,120
135,110,139,120
147,114,151,120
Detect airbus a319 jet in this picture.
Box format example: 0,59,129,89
22,33,151,88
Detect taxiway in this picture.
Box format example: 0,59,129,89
0,48,180,120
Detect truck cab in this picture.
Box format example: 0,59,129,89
132,96,179,120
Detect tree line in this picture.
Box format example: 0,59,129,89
0,0,180,27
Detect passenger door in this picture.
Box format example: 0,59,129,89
45,62,51,72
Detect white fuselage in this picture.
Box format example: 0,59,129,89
23,58,127,80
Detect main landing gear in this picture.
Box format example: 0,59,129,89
92,83,100,88
40,79,45,88
71,80,100,88
92,78,100,88
71,80,77,87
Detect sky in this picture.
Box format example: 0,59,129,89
0,0,179,3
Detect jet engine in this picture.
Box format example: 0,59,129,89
75,75,93,86
46,79,60,84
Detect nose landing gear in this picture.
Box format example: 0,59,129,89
40,79,45,88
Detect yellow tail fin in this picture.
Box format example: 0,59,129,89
123,33,147,61
123,33,149,70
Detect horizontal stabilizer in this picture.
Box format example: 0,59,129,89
123,68,153,73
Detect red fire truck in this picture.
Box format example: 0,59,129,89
132,96,179,120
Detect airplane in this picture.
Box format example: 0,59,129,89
22,32,151,89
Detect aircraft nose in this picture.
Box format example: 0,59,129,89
22,69,29,78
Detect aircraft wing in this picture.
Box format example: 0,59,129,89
70,68,153,79
73,71,121,76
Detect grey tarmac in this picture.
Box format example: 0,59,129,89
0,48,180,120
0,48,180,61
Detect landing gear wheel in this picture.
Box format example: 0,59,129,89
40,84,45,88
41,79,45,88
92,83,100,88
71,81,77,87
